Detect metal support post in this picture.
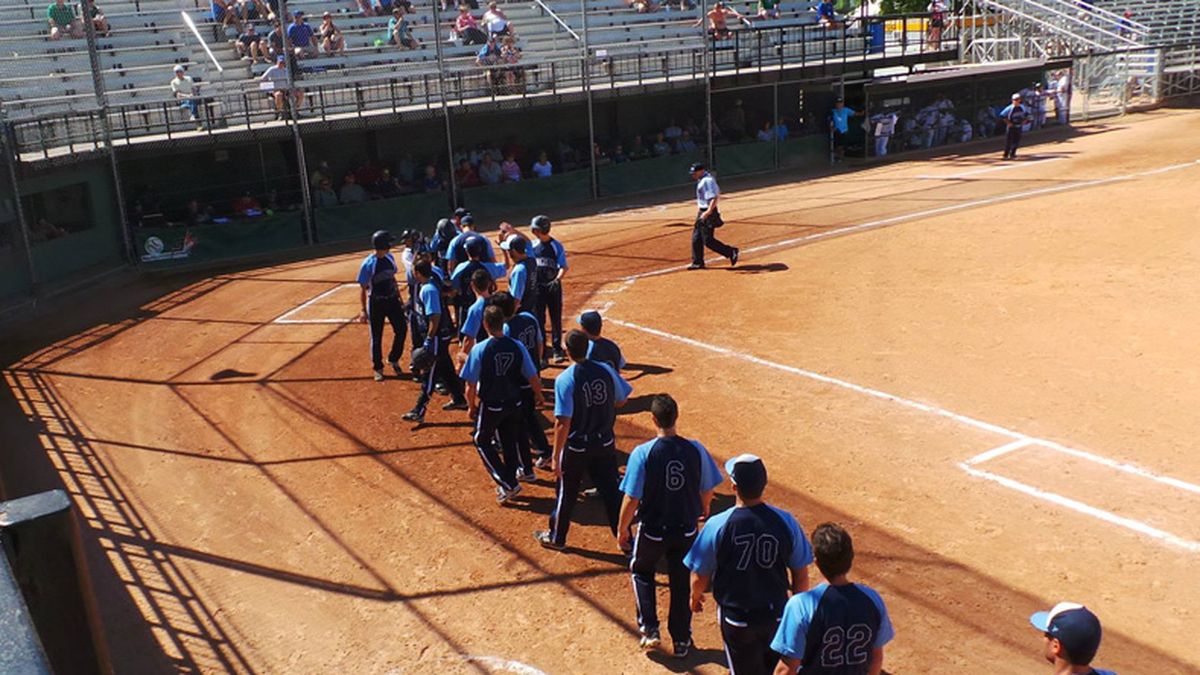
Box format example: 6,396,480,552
279,0,316,244
582,0,598,199
432,0,458,207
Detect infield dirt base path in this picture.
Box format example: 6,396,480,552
3,108,1200,674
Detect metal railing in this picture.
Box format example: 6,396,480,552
532,0,582,41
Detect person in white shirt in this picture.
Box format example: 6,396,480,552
170,65,203,127
1054,71,1071,125
531,152,552,179
482,1,510,35
870,110,897,156
261,55,304,120
687,163,738,270
959,118,973,143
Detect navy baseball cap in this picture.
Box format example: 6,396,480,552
725,454,767,494
578,311,602,334
1030,603,1102,664
454,207,469,218
461,214,474,226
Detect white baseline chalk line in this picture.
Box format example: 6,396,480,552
915,155,1068,179
462,656,548,675
619,158,1200,282
273,283,358,324
607,318,1200,552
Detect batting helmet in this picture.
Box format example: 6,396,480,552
530,215,551,233
436,218,456,239
688,162,706,174
372,230,393,250
411,346,435,372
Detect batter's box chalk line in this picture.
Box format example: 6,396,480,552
606,318,1200,554
273,283,359,324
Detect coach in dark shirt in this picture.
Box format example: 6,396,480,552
685,454,813,675
617,394,723,657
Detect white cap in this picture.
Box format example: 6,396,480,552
499,233,520,250
173,64,185,72
1011,93,1021,100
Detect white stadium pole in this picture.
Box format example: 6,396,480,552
181,11,225,73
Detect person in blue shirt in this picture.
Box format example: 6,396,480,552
450,238,506,329
815,0,838,27
688,163,739,270
685,454,813,675
999,92,1029,160
447,215,496,268
429,217,459,275
493,291,553,468
287,12,318,59
356,230,407,382
770,523,894,675
502,235,538,313
534,329,632,551
460,305,545,504
828,98,860,162
1029,602,1116,675
529,215,569,364
617,394,723,658
578,310,625,372
457,268,494,361
403,259,467,423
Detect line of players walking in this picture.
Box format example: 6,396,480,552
355,209,1113,675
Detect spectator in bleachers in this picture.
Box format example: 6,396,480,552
170,65,203,127
478,154,503,185
233,0,262,24
47,0,83,40
262,55,304,119
756,0,780,20
815,0,838,28
421,165,445,191
211,0,243,33
339,173,367,203
696,1,742,40
501,153,522,181
592,142,610,166
652,133,672,155
81,0,110,37
355,160,382,187
532,152,553,178
371,168,404,197
267,20,285,59
675,130,697,153
926,0,946,51
476,35,503,88
664,119,682,141
314,179,339,207
388,7,421,49
612,144,629,163
456,159,481,187
756,121,774,142
231,191,262,216
236,24,266,63
319,12,346,55
628,0,660,14
288,12,319,59
500,34,523,89
455,6,488,45
629,135,650,160
775,118,789,140
483,1,512,36
310,160,332,190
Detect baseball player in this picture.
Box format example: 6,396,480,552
534,329,632,551
461,305,545,504
1000,93,1028,160
529,215,569,364
1029,603,1116,675
447,215,497,268
493,290,554,469
494,221,529,266
403,259,468,423
685,454,813,675
429,217,459,274
457,268,495,358
450,239,506,329
617,394,723,657
502,235,538,313
356,230,407,382
770,523,895,675
688,163,739,271
578,311,625,371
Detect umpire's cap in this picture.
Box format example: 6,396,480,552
530,215,551,232
371,230,393,250
725,454,767,494
688,162,706,174
410,346,435,372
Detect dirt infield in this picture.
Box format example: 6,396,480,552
3,109,1200,674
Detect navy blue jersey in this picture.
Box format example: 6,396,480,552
771,583,894,673
449,232,488,267
685,504,813,623
460,336,536,405
587,337,625,371
512,257,539,309
554,359,632,446
619,436,723,535
504,311,542,372
531,237,568,286
415,278,454,339
357,254,400,299
454,259,486,306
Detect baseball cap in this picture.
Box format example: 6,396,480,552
530,215,550,232
461,214,475,227
276,54,286,62
500,234,526,253
454,207,469,218
725,454,767,494
688,162,705,174
465,237,485,258
1012,93,1022,99
1030,603,1103,664
173,64,184,72
578,310,602,334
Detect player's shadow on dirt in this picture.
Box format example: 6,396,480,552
663,221,694,228
728,262,789,274
209,368,258,381
622,363,673,381
617,394,657,416
647,647,727,671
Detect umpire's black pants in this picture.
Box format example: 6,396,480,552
519,385,551,459
692,209,735,266
537,282,564,355
473,399,523,492
630,525,696,644
547,439,621,547
368,295,406,371
413,335,464,413
717,608,782,675
1004,125,1023,158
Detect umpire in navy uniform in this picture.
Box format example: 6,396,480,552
534,329,632,551
688,163,739,271
617,394,723,658
685,454,813,675
356,230,407,382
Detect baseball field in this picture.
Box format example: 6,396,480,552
3,107,1199,674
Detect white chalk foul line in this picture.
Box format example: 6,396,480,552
608,318,1200,553
619,158,1200,282
915,155,1067,179
463,656,548,674
272,283,358,324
